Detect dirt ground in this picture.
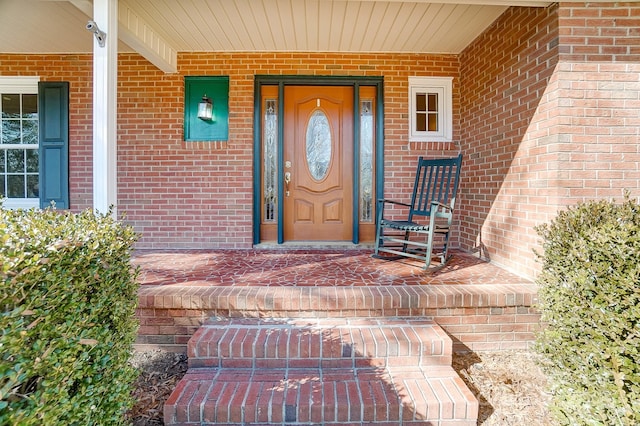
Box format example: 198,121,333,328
127,349,555,426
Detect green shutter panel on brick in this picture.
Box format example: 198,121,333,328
38,81,69,209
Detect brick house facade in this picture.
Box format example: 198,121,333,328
1,2,638,280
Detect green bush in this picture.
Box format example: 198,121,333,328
0,206,139,425
535,196,640,425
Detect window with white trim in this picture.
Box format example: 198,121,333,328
409,76,453,142
1,77,40,209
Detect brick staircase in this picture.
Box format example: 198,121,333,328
164,317,478,425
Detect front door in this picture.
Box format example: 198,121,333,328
283,86,354,241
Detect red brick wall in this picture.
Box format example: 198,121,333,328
1,52,460,248
458,6,560,278
558,1,640,63
554,1,640,203
458,2,640,278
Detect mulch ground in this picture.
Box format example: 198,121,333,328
127,349,555,425
128,351,188,426
452,350,556,425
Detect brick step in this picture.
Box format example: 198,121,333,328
165,317,478,425
187,317,453,369
164,365,478,425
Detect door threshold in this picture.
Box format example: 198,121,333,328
254,241,374,250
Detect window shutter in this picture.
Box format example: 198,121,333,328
38,81,69,209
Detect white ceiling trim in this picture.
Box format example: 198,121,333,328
68,0,92,15
68,0,178,73
117,3,178,73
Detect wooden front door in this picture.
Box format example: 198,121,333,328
283,86,354,241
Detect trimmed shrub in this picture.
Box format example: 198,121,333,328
1,206,139,425
535,196,640,425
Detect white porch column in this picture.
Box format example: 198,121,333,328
92,0,118,215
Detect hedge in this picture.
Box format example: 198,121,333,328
1,206,139,425
535,196,640,425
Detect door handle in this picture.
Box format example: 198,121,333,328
284,172,291,196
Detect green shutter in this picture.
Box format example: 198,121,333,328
38,81,70,209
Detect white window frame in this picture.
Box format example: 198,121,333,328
409,76,453,142
0,76,40,209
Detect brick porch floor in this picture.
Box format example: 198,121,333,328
133,248,539,353
134,248,522,287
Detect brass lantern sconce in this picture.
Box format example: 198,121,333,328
197,95,214,121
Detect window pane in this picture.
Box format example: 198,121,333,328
428,113,438,131
22,94,38,118
416,113,427,132
27,175,39,198
26,149,38,172
427,93,438,112
2,120,21,144
0,150,4,173
7,149,24,173
23,120,38,144
0,176,4,197
7,175,24,198
416,93,426,112
1,94,20,118
306,110,331,181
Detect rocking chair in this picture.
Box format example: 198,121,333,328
373,154,463,269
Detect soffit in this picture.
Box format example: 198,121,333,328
0,0,555,56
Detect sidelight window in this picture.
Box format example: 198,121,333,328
360,99,374,222
263,98,278,222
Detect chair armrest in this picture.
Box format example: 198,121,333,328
378,198,412,208
430,201,455,219
430,201,454,211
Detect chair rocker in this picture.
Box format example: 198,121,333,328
374,154,463,270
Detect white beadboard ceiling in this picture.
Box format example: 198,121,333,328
0,0,556,69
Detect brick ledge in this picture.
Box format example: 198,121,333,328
135,283,540,353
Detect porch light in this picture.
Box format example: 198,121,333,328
197,95,214,121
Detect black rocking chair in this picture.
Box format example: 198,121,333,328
373,154,463,270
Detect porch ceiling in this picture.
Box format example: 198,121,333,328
1,0,567,73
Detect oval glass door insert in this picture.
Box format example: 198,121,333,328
305,110,332,180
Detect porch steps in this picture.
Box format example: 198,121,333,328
164,317,478,425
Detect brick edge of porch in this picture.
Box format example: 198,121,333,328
134,283,540,353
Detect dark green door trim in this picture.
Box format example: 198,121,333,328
252,75,384,245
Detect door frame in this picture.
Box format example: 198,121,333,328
252,75,384,245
